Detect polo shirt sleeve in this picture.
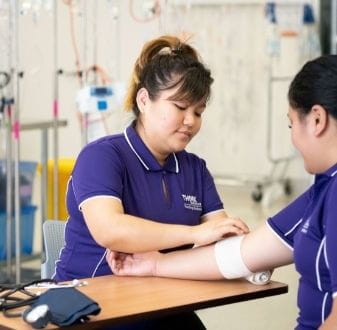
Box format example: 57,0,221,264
71,141,124,208
267,188,312,249
200,160,224,216
323,179,337,296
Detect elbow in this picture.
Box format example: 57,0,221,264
84,214,125,250
91,227,129,251
92,230,120,250
94,233,116,250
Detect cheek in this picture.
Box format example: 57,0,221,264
149,109,169,126
159,111,181,128
290,127,302,150
290,130,296,147
193,118,202,133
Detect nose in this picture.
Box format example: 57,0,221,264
183,111,195,127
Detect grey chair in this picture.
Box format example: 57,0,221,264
41,220,66,279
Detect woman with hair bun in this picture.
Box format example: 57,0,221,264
54,35,249,329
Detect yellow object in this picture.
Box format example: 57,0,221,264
47,158,75,221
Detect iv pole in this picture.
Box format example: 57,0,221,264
53,0,59,220
81,0,88,146
12,0,22,284
5,0,13,282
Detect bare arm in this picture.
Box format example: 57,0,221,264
82,197,249,253
107,223,293,278
156,223,293,278
241,224,293,272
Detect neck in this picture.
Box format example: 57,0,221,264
314,135,337,173
135,120,168,166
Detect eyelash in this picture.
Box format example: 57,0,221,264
174,104,202,117
288,124,292,129
175,104,186,110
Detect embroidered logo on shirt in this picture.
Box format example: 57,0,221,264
301,218,311,234
182,194,202,211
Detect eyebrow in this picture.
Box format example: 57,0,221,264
195,103,206,110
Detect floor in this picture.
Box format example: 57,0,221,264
0,183,301,329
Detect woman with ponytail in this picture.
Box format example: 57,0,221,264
107,55,337,330
54,35,249,329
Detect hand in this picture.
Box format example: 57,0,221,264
191,217,249,247
106,250,162,276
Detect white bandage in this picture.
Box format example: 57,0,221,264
246,271,271,285
214,235,271,285
214,235,251,279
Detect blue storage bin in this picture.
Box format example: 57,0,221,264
0,205,37,260
0,160,37,211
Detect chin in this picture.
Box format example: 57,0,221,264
171,143,188,153
304,163,318,175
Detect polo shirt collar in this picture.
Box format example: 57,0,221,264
325,162,337,177
315,162,337,184
123,122,179,173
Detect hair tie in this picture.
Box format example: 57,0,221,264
158,46,173,56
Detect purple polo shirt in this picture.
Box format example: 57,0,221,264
54,121,223,281
267,163,337,329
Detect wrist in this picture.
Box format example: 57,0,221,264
153,253,164,277
189,225,198,245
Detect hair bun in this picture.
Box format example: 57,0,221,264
171,48,183,55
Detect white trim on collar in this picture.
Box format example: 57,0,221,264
173,153,179,173
123,127,150,171
331,169,337,177
124,126,180,173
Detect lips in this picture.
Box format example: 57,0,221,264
177,131,192,139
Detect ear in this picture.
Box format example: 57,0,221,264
310,105,328,137
136,88,150,114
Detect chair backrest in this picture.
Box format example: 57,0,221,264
41,220,66,279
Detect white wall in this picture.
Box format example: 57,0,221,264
2,0,319,182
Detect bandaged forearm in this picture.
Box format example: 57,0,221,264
214,235,271,285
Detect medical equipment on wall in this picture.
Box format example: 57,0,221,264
0,0,24,284
1,0,62,285
62,0,123,145
52,0,60,221
299,4,321,61
20,0,53,17
0,2,14,283
76,82,125,143
76,85,115,114
251,1,319,204
265,2,280,57
129,0,161,23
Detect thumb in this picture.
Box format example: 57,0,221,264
106,249,117,266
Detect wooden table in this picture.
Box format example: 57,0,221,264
0,275,288,329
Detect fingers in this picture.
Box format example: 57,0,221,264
106,250,133,275
223,217,250,234
231,218,250,233
106,250,115,268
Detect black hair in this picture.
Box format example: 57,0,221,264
288,55,337,120
124,35,213,117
